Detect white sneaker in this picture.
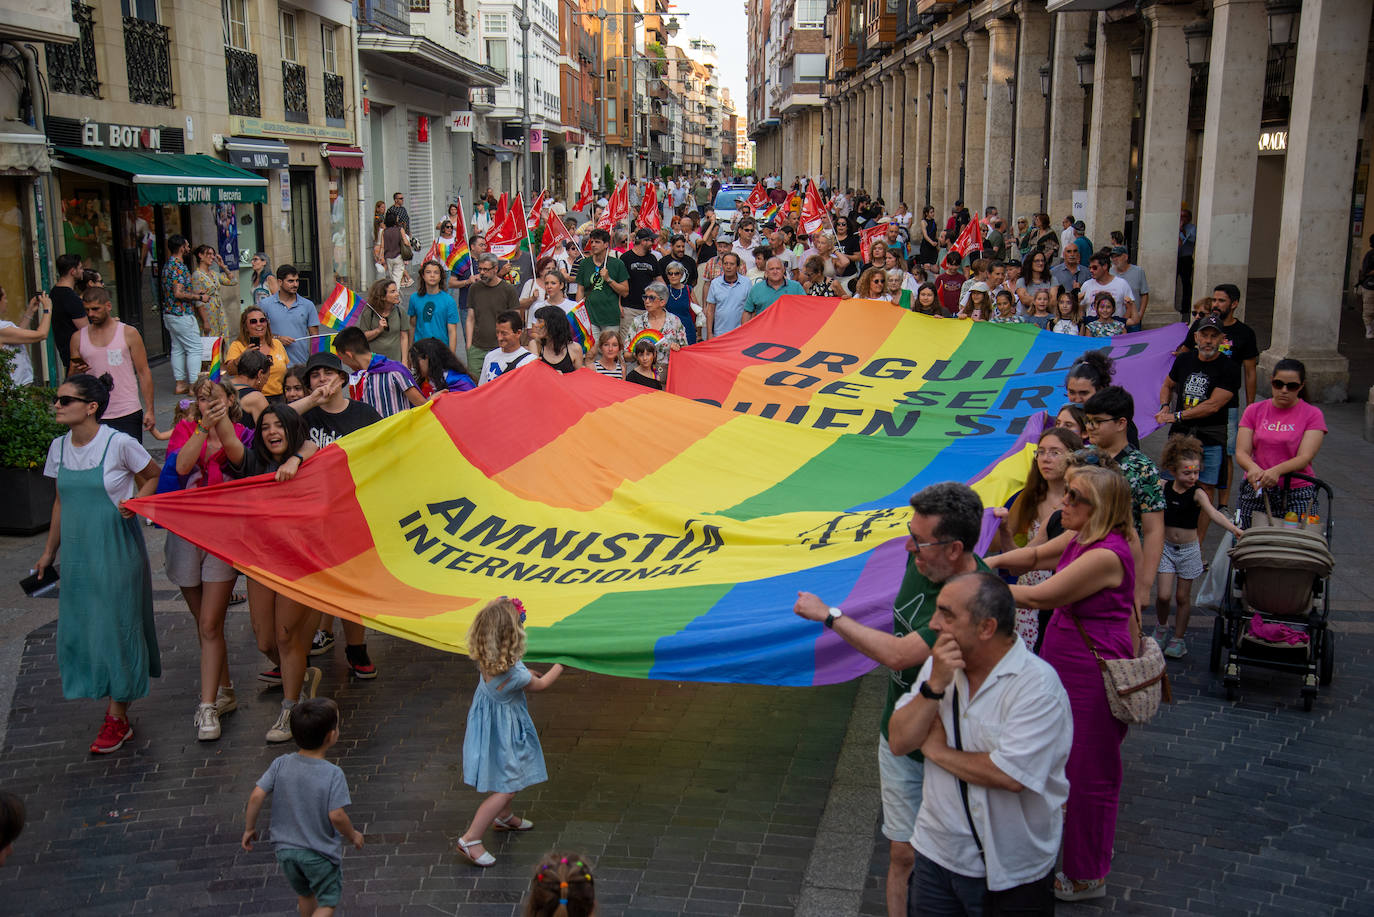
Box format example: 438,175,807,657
194,703,221,741
1164,635,1189,659
215,685,237,716
266,705,293,744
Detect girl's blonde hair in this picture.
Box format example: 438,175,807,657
467,597,526,677
190,376,243,424
1066,465,1132,545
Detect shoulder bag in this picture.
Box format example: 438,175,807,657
1068,609,1171,725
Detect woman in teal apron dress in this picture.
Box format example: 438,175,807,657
35,374,161,755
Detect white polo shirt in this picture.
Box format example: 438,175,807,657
896,638,1072,891
1079,275,1136,320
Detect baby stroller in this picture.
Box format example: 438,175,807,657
1208,473,1335,711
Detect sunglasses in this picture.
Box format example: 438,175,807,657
247,317,267,324
1271,379,1302,392
1064,489,1093,507
54,395,93,406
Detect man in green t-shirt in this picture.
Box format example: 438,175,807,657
795,482,986,917
574,227,629,338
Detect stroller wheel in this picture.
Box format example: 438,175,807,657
1209,617,1226,674
1320,632,1334,686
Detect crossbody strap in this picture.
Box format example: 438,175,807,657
950,687,984,857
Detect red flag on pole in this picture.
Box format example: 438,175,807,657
574,168,595,212
949,216,984,259
487,205,524,260
597,180,629,231
800,180,827,235
494,192,508,226
745,181,768,211
637,181,661,233
538,207,578,262
527,190,548,229
858,224,886,263
511,193,528,241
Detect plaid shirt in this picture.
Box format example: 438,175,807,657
161,259,194,316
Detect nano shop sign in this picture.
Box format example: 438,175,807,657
81,122,163,151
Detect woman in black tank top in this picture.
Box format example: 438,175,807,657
529,304,584,374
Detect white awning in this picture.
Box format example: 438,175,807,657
0,120,50,175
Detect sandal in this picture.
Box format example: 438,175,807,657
1053,872,1106,901
455,836,495,867
229,591,247,606
493,814,534,832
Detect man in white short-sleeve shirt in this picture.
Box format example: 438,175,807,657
888,572,1072,913
1079,250,1136,321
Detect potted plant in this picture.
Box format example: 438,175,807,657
0,348,63,535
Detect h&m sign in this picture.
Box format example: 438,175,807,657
82,122,163,151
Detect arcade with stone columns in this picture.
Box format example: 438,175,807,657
821,0,1374,407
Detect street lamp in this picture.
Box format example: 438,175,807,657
1129,42,1144,81
1183,20,1211,68
957,79,966,107
1038,63,1049,98
1265,0,1299,47
1074,48,1095,90
1004,77,1015,105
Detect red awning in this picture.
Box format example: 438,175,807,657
324,144,364,169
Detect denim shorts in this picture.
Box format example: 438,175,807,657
878,734,925,844
277,847,342,906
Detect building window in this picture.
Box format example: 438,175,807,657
222,0,249,49
794,53,826,81
486,38,507,77
47,0,100,98
322,23,338,73
795,0,824,28
486,11,506,33
121,0,156,20
410,0,428,11
280,11,297,62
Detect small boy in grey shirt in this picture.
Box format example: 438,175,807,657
243,698,363,915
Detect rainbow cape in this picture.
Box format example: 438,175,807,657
131,298,1182,686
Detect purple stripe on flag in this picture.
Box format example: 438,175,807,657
811,537,908,685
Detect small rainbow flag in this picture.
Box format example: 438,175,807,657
208,337,222,382
628,327,663,353
568,301,593,351
312,282,366,354
759,202,780,225
446,198,472,275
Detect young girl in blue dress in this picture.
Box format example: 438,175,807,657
457,596,564,867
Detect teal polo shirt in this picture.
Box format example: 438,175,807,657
743,278,804,316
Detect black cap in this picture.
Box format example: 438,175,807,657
1196,315,1225,333
635,228,656,241
305,351,346,376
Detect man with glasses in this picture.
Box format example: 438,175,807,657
794,482,989,917
1082,385,1165,608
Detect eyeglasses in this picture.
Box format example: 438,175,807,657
1082,415,1119,430
1063,489,1093,507
53,395,93,406
1034,448,1067,459
910,537,954,554
1271,379,1303,392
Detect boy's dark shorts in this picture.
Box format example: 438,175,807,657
276,847,342,906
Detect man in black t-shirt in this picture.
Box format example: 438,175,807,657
49,253,86,375
291,350,384,680
620,228,663,336
1157,316,1240,523
658,234,698,287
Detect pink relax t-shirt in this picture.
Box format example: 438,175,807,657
1240,398,1326,479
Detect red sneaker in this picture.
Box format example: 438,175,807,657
90,715,133,754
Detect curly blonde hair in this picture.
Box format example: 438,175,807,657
467,597,526,677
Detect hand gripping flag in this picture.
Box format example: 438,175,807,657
745,181,768,211
950,215,984,259
597,180,629,231
637,181,661,234
537,207,577,262
799,180,828,235
574,167,595,212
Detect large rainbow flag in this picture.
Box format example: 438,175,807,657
131,298,1182,686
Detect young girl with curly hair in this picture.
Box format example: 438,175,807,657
524,852,597,916
457,597,564,867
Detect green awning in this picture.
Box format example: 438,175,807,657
55,148,269,205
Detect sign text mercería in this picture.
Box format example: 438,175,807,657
81,122,162,151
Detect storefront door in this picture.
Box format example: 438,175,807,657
288,169,320,300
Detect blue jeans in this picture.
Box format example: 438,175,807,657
163,311,202,383
909,852,1055,917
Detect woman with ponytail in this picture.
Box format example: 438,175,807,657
34,373,161,755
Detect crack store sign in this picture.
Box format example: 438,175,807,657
81,121,163,151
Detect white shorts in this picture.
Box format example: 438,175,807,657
164,532,237,587
1158,539,1205,580
878,734,925,844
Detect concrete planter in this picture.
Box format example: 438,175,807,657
0,467,55,536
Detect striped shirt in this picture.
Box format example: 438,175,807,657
352,354,418,418
591,359,623,379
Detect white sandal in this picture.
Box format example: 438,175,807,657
494,814,534,832
1053,872,1106,901
455,836,495,866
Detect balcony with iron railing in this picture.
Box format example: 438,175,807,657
123,16,173,106
225,46,261,116
355,0,410,34
324,71,345,123
47,1,100,97
649,113,669,134
471,86,496,110
282,61,309,122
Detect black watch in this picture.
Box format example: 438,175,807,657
918,681,946,701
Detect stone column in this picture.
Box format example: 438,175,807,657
860,83,874,191
1084,16,1135,246
843,92,855,188
901,62,919,209
821,103,831,181
943,41,968,215
929,47,948,216
1192,0,1267,309
1136,3,1193,327
913,57,934,208
1267,0,1370,402
963,30,989,214
888,70,906,205
1047,12,1092,223
983,17,1017,215
879,72,894,200
1012,2,1051,221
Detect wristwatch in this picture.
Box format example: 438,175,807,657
823,606,844,629
919,681,946,701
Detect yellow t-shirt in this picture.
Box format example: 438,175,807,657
227,338,288,396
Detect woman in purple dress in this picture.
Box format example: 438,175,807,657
989,465,1138,902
